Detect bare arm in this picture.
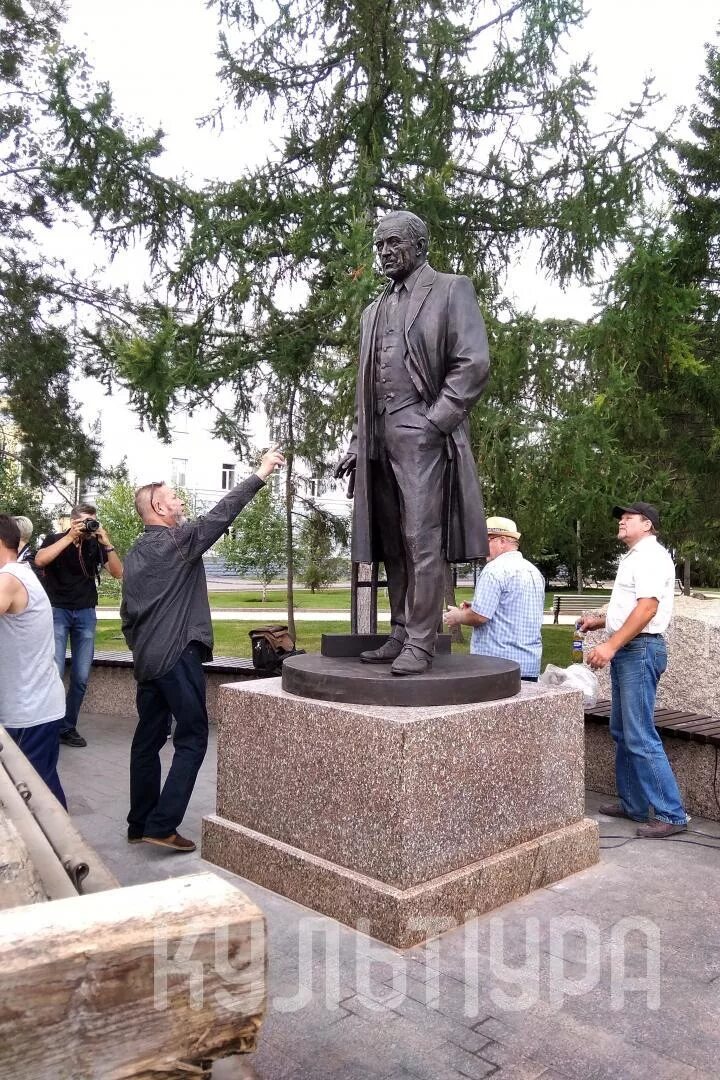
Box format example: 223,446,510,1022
444,602,488,629
95,525,123,580
34,521,84,567
577,613,606,632
586,598,659,670
0,574,27,615
104,550,123,579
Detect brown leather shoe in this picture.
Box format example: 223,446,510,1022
391,645,433,676
636,821,687,839
598,802,647,822
142,832,197,853
360,638,405,664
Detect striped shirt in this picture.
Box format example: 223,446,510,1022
470,551,545,678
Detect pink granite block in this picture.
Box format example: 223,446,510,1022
213,681,586,890
202,815,599,949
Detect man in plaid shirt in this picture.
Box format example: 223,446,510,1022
444,516,545,680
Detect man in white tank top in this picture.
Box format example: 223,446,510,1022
0,515,66,807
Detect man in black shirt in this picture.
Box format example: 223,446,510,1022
35,503,123,747
121,446,284,853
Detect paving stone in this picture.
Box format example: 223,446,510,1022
58,712,720,1080
451,1030,494,1055
388,993,488,1051
429,1042,500,1079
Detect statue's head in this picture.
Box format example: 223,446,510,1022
373,211,429,282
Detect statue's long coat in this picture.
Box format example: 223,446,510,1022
348,263,490,564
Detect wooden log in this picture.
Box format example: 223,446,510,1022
0,813,48,910
0,872,266,1079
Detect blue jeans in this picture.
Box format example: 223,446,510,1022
609,635,687,825
128,642,209,839
53,607,97,733
5,720,67,809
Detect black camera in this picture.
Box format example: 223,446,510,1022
82,519,101,533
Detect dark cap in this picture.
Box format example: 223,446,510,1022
612,502,660,529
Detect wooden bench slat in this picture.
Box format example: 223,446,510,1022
585,698,720,747
666,720,720,737
656,705,711,716
654,711,709,725
67,651,258,676
552,595,601,623
654,715,714,729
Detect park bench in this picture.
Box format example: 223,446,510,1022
555,580,684,621
552,594,601,623
85,649,258,677
585,698,720,747
584,698,720,822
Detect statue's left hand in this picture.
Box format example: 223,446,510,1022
334,452,357,480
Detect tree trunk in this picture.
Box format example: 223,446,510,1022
444,563,463,645
683,556,692,596
575,518,583,593
284,455,295,641
285,387,297,641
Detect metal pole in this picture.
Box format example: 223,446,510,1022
350,562,359,634
0,763,76,901
0,731,119,895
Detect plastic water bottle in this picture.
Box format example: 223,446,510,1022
572,621,585,662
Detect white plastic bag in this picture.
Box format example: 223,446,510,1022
539,663,599,707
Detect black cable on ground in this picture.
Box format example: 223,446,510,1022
599,828,720,851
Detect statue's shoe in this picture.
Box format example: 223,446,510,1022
391,646,433,676
360,638,405,664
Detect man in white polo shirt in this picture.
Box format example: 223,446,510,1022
580,502,687,838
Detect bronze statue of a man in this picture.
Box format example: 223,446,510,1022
335,210,490,675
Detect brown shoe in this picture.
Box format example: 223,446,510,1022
598,802,646,822
360,638,405,664
636,821,687,839
143,832,197,853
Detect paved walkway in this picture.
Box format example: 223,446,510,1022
60,712,720,1080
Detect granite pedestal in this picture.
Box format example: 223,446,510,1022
202,680,599,947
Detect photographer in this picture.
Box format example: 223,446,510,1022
35,503,123,747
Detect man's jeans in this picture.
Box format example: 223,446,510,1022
609,635,688,825
5,720,67,808
53,607,97,734
128,642,209,839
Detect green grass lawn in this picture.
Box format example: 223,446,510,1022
98,586,477,610
98,585,610,611
94,618,575,669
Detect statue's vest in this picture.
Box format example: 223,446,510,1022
373,291,421,415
